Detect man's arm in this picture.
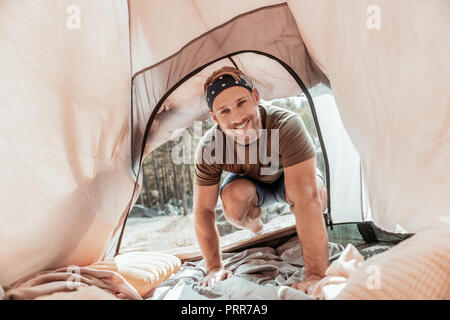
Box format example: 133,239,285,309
194,182,232,287
283,157,329,294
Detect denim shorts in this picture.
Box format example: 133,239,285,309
219,168,325,209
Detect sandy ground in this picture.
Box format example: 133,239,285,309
120,213,295,254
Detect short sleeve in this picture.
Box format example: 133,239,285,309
194,142,223,186
279,115,316,168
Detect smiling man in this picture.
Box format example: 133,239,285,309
193,66,329,295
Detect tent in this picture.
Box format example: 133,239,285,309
0,0,449,299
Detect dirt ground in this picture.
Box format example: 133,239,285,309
120,211,295,254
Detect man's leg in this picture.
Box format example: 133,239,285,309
220,178,263,233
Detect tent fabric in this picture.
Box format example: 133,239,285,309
0,0,133,286
288,0,450,233
129,3,327,166
129,0,285,74
312,93,363,223
1,0,449,294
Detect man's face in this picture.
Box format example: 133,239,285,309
209,86,262,144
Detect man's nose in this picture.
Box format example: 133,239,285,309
230,109,246,125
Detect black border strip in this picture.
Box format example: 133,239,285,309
115,50,332,255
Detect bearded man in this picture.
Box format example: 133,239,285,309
193,66,329,295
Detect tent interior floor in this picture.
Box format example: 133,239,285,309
147,226,406,300
214,221,409,262
220,232,400,262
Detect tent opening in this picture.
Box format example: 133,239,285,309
115,52,348,257
119,94,329,257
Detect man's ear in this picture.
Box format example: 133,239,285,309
252,88,260,105
209,110,219,124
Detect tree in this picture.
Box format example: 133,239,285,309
168,142,182,203
180,162,189,215
152,152,165,210
141,164,152,207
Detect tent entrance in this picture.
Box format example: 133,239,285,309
113,51,352,257
110,2,363,257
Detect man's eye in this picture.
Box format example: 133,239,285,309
221,109,229,114
237,100,246,106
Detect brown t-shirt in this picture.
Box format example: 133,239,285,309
194,104,315,186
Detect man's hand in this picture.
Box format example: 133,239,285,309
291,274,323,295
199,268,232,287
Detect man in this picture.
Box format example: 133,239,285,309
193,66,329,295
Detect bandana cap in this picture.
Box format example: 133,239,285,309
206,74,253,110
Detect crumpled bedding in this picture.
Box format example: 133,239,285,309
336,226,450,299
2,266,142,300
311,243,365,299
147,237,344,300
2,235,407,300
1,251,182,300
4,235,418,300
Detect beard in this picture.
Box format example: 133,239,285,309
223,110,261,145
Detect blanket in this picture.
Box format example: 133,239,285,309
2,251,181,300
2,266,142,300
149,237,344,300
335,226,450,299
307,226,450,300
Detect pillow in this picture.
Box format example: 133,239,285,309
89,251,181,296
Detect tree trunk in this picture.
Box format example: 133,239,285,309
180,163,189,215
165,143,178,204
152,153,165,210
142,165,152,207
162,152,170,203
186,164,193,194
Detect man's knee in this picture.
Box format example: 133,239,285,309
221,179,258,222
